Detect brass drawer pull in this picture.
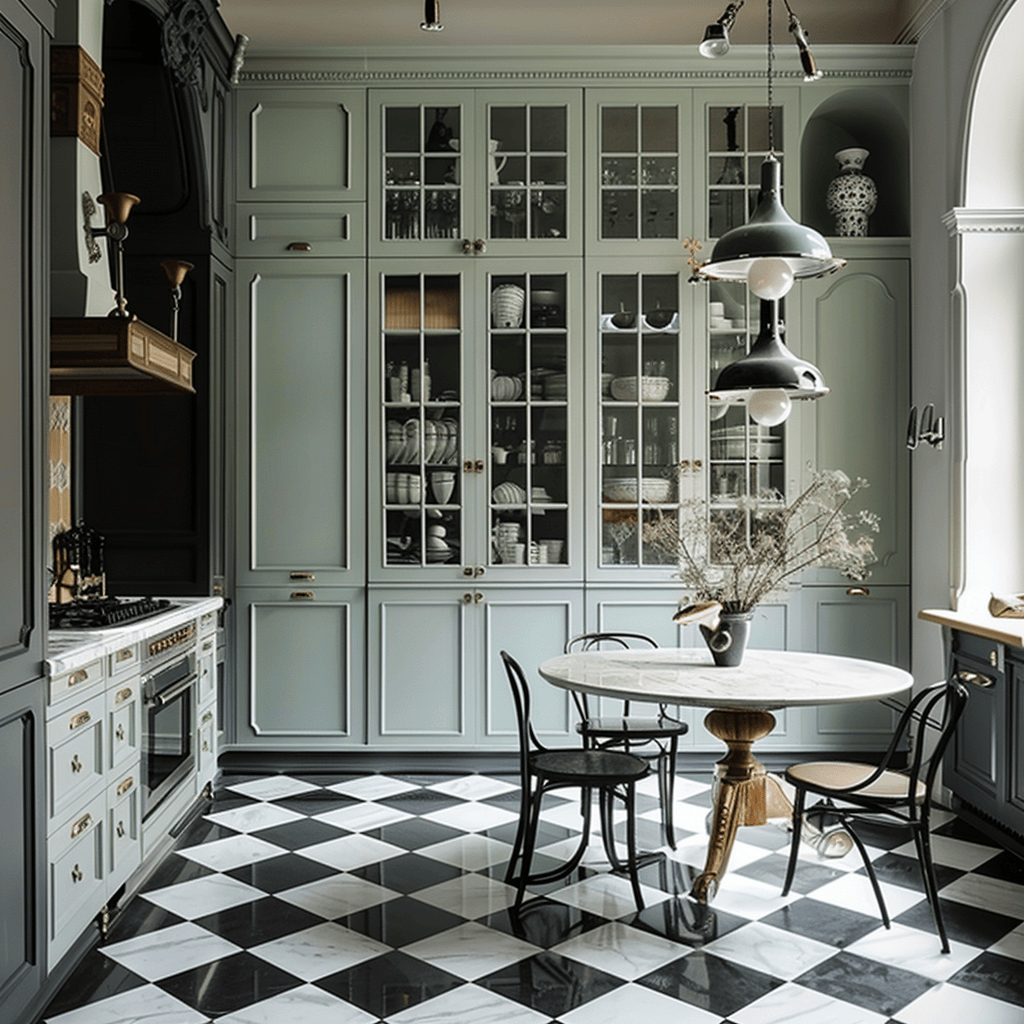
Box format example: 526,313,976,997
286,241,312,251
117,776,134,797
202,638,215,653
116,821,126,838
70,754,83,774
115,724,125,742
115,647,134,663
202,739,211,752
70,813,92,839
290,590,315,600
289,571,316,580
71,864,83,883
69,711,91,731
201,711,214,725
115,687,133,704
68,669,89,687
954,669,995,689
847,587,870,596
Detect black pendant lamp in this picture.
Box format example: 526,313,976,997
709,299,828,425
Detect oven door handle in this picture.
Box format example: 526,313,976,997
146,673,198,708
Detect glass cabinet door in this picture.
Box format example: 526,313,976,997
596,270,692,573
377,269,466,576
487,268,578,573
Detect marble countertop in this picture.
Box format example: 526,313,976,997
918,608,1024,648
46,596,224,675
539,648,913,711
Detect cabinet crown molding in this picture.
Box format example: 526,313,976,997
943,208,1024,234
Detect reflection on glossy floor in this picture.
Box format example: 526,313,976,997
40,771,1024,1024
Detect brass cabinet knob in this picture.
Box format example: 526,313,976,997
71,754,83,774
71,864,84,883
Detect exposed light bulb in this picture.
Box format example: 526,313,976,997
748,388,792,426
747,257,795,300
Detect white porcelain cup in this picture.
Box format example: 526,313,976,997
396,474,409,504
511,542,526,564
541,539,564,563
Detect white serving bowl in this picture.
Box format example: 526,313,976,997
602,476,672,503
610,375,671,402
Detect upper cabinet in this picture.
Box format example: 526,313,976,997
235,88,366,203
368,88,583,257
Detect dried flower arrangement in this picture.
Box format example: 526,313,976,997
645,469,880,613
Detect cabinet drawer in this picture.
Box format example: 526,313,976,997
108,642,140,679
49,657,105,711
108,677,141,772
48,790,105,964
197,634,217,706
47,691,105,827
108,769,141,892
236,203,366,257
952,630,1002,670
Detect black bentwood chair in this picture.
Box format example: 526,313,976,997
780,675,970,952
565,632,688,849
500,650,650,911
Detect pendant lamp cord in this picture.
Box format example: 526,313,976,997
766,0,775,156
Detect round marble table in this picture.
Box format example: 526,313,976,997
538,648,913,902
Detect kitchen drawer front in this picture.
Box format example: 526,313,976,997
107,768,141,892
108,676,141,773
236,203,366,257
197,704,217,787
48,657,106,712
199,609,218,636
48,789,105,965
197,633,217,706
107,642,140,680
952,629,1003,671
47,691,105,828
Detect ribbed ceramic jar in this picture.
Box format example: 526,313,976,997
826,147,878,237
491,283,525,328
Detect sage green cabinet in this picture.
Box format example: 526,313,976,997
233,588,366,746
368,88,583,257
367,586,582,748
235,258,366,587
235,88,366,203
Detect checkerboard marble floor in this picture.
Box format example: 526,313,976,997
40,771,1024,1024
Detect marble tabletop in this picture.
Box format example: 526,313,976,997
538,648,913,711
46,596,224,675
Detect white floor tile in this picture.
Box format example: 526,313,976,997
890,833,999,872
387,983,550,1024
277,873,402,918
326,775,421,800
418,833,513,871
990,922,1024,962
938,872,1024,919
893,981,1024,1024
703,920,836,980
141,874,263,919
804,871,925,921
550,873,668,918
425,775,519,800
730,982,888,1024
311,802,412,832
203,802,306,833
421,801,519,832
707,872,801,920
42,984,208,1024
403,921,538,979
214,984,377,1024
227,776,321,801
559,981,721,1024
296,833,406,871
101,922,240,981
551,920,686,980
845,922,982,981
249,922,390,980
175,833,283,871
413,873,519,919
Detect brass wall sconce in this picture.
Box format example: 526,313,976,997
89,190,140,318
159,258,194,342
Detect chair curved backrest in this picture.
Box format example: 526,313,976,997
500,651,544,786
564,631,659,720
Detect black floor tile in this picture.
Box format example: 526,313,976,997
970,849,1024,884
224,851,339,893
368,815,467,850
375,788,466,813
794,951,935,1018
760,897,881,948
894,896,1021,948
250,816,349,850
136,853,216,894
735,852,847,894
194,895,325,946
156,950,302,1016
948,950,1024,1007
315,950,463,1017
39,955,147,1017
105,898,187,942
481,902,606,947
854,850,965,893
633,897,749,947
334,894,466,946
348,851,464,894
274,791,361,816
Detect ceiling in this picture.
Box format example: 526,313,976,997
217,0,937,52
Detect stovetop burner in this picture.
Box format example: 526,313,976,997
49,596,174,630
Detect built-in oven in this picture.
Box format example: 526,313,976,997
141,622,197,819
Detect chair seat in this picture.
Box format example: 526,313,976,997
577,716,689,741
786,761,926,802
530,748,650,785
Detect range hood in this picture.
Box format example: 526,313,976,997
51,316,196,396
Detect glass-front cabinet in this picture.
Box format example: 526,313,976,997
369,259,583,582
588,262,699,580
368,89,582,256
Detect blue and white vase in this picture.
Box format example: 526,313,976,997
826,147,877,237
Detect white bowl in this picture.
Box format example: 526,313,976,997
602,476,672,503
610,376,671,402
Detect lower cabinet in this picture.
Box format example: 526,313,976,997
1009,653,1024,825
233,587,366,746
367,586,584,748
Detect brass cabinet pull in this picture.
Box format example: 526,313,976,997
69,711,91,731
70,754,83,774
290,590,315,600
474,591,485,604
847,587,870,596
68,669,89,687
462,566,474,577
71,864,83,883
201,711,214,725
202,638,215,653
286,241,312,251
474,460,484,473
202,739,211,752
70,813,92,839
462,592,473,604
115,687,132,704
115,647,134,663
463,459,475,473
289,571,316,580
117,776,134,797
954,669,996,689
116,821,126,839
115,724,125,742
474,565,485,577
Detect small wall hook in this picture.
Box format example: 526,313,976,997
908,403,945,451
906,405,919,450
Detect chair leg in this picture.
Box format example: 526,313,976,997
659,739,679,850
625,783,644,910
846,823,890,930
781,785,805,896
505,776,531,887
915,824,951,953
598,786,622,870
513,779,547,909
